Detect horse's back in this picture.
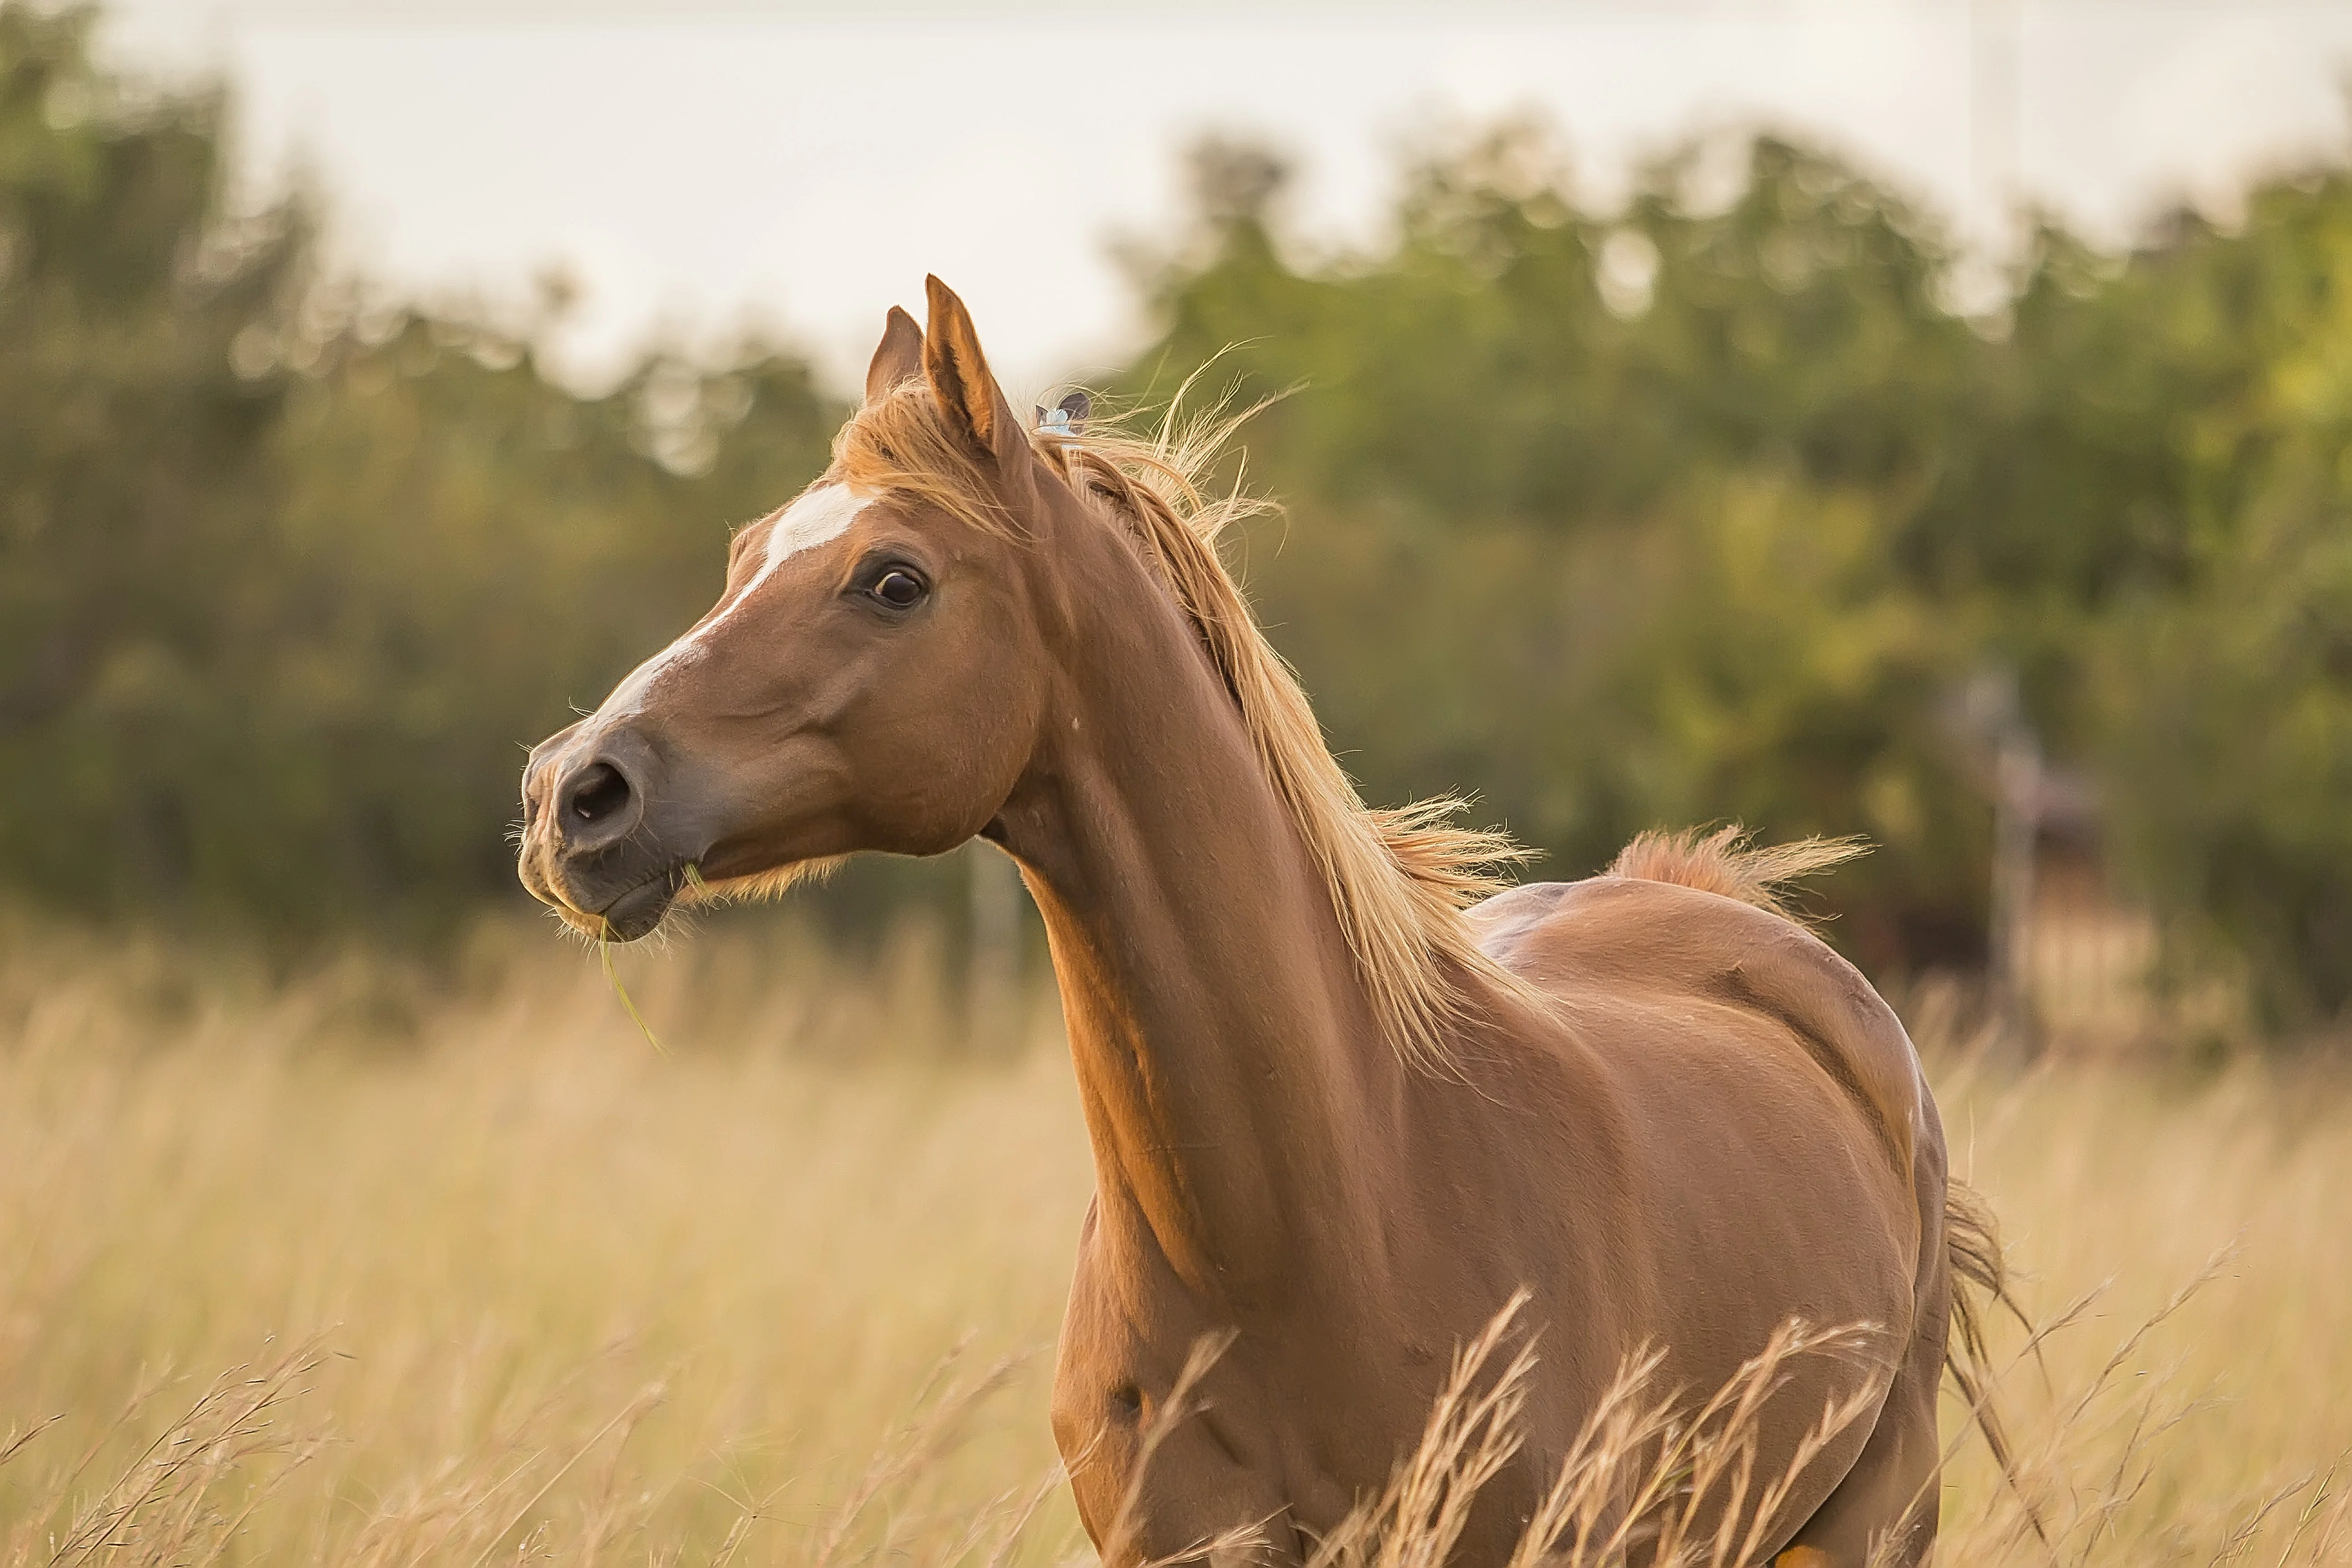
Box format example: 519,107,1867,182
1474,874,1932,1187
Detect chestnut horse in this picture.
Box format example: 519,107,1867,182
518,278,2007,1566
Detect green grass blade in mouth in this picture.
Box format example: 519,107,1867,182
601,936,667,1056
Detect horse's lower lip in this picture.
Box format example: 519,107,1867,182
598,876,676,941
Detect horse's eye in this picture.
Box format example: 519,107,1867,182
872,568,926,609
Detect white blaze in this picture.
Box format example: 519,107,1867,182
591,482,868,722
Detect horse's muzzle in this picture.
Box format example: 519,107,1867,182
519,724,696,941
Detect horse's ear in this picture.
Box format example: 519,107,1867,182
864,305,924,404
922,275,1025,470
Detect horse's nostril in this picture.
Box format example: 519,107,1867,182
562,760,634,830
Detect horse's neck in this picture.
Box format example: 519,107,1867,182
995,562,1403,1304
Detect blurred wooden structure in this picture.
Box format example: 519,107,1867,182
2015,766,2160,1056
1966,668,2159,1057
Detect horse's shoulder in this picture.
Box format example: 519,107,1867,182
1473,877,1929,1166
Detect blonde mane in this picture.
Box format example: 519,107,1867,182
833,381,1538,1074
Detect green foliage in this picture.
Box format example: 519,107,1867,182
1130,125,2352,1014
4,4,2352,1023
0,2,297,918
2063,178,2352,1023
1127,130,2001,970
0,3,843,936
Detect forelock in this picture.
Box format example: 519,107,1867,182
833,380,1033,540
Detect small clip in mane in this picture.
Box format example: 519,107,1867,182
1035,390,1091,439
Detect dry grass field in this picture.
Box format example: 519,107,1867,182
0,908,2347,1566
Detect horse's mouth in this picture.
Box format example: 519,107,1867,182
593,871,681,942
527,859,683,942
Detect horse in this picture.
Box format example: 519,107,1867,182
517,276,2011,1567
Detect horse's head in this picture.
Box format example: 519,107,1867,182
517,277,1068,939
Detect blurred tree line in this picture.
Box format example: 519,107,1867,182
0,4,841,939
1127,130,2352,1029
3,4,2348,1027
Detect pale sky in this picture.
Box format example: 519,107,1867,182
98,2,2352,397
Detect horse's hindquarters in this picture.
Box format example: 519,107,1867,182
1495,877,1942,1560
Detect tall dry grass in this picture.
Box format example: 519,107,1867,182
0,910,2347,1565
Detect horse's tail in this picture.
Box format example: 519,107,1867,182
1943,1177,2051,1546
1604,825,1867,923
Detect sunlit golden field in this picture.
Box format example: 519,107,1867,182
1,911,2348,1566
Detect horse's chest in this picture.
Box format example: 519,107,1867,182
1051,1204,1378,1546
1049,1216,1501,1558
